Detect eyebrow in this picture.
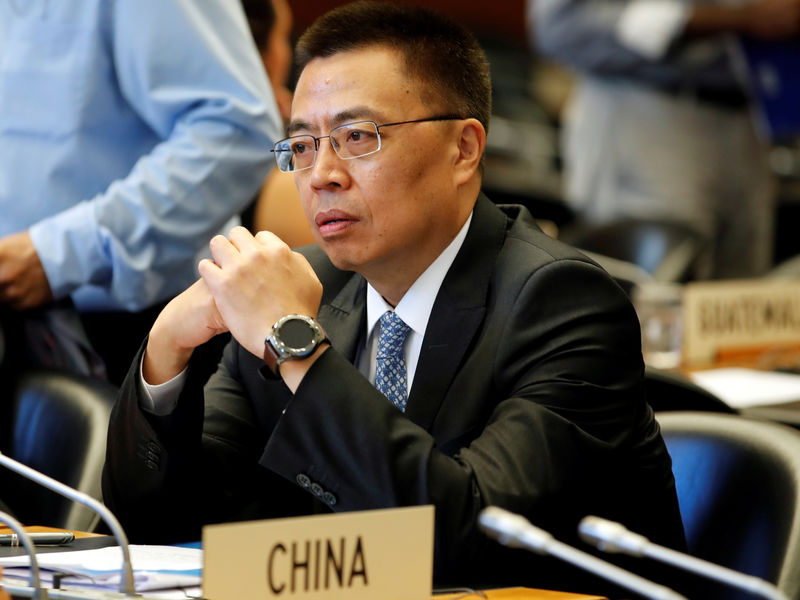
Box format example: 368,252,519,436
287,106,386,136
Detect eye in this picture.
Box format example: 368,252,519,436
343,126,377,145
291,141,309,155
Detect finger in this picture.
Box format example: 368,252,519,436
253,230,295,267
233,227,291,269
197,258,222,287
189,279,228,331
208,234,240,268
227,226,257,252
197,262,228,317
229,226,274,261
197,257,220,273
254,229,283,247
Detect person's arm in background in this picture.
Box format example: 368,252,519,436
531,0,800,72
2,0,281,312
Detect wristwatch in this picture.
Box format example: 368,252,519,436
263,314,327,376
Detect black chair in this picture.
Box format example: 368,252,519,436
560,217,709,283
0,369,118,531
645,365,736,414
657,412,800,599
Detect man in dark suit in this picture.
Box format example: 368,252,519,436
103,1,685,594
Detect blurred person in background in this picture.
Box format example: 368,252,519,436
0,0,281,385
243,0,316,248
242,0,294,123
531,0,800,279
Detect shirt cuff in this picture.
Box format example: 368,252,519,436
138,351,187,416
616,0,690,60
28,201,106,301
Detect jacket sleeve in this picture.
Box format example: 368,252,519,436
102,334,314,543
102,337,237,543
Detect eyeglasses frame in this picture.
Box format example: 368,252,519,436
271,114,464,173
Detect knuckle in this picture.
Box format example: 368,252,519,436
254,230,275,244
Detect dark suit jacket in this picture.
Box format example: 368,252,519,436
103,195,685,594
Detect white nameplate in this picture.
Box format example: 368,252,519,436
683,279,800,363
202,505,434,600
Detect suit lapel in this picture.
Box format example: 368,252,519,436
317,272,367,363
405,195,509,430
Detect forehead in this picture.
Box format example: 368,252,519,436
289,47,426,132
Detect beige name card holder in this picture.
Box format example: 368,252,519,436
683,279,800,364
203,505,434,600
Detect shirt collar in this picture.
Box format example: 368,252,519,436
365,211,473,339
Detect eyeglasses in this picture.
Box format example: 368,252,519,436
271,115,463,173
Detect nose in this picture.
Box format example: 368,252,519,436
308,136,348,189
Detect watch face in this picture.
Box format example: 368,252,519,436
278,318,315,350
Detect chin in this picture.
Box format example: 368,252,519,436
319,238,379,276
321,246,359,273
328,256,360,274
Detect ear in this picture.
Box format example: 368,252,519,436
452,118,486,186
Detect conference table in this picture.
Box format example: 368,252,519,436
0,525,113,557
435,589,605,599
0,526,607,600
681,344,800,426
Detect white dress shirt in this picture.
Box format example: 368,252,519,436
358,212,472,389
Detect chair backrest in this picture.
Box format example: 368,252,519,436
657,411,800,599
645,365,736,413
0,369,118,531
560,218,709,282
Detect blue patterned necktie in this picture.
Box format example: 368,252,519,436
375,311,412,411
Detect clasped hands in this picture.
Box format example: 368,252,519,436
144,227,323,387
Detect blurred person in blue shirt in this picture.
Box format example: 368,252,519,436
0,0,281,382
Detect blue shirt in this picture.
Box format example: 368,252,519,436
0,0,281,311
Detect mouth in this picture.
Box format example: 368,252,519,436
315,210,357,237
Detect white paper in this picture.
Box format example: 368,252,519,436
0,544,202,592
690,367,800,408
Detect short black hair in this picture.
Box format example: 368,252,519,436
295,1,491,133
